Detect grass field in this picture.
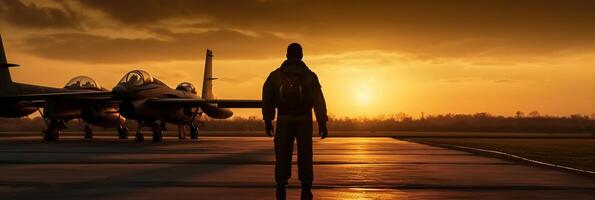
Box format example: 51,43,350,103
409,138,595,172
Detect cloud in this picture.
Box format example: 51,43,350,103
21,29,291,63
0,0,81,29
5,0,595,63
439,77,520,84
72,0,595,59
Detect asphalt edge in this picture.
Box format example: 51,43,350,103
399,138,595,179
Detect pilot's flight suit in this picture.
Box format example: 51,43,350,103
262,57,328,198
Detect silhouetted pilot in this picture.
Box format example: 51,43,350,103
73,81,81,88
82,81,92,88
262,43,328,200
128,75,139,85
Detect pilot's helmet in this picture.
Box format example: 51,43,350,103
65,76,99,90
119,70,153,86
176,82,197,94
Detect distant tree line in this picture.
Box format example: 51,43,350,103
325,112,595,133
1,112,594,133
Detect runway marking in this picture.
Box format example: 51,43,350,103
408,140,595,177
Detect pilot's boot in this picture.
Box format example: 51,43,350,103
300,182,312,200
276,183,286,200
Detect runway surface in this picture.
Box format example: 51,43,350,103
0,136,594,199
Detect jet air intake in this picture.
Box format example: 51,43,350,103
120,99,192,122
81,107,125,128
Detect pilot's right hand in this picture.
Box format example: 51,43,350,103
265,120,274,137
319,121,328,139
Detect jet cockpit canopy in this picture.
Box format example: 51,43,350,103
64,76,101,90
176,82,197,94
118,70,154,86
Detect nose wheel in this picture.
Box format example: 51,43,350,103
135,129,144,142
43,119,64,142
178,124,188,139
135,121,145,142
190,123,199,140
152,122,164,142
135,121,165,142
117,125,129,139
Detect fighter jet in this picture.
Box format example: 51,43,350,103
46,76,129,140
113,49,262,142
0,34,126,141
1,33,261,142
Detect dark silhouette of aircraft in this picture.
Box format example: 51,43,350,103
113,49,262,142
0,34,126,141
0,33,261,142
54,76,129,140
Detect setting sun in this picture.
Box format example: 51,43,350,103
355,89,374,106
352,80,376,107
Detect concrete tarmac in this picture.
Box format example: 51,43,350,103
0,136,594,199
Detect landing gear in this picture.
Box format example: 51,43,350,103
84,124,93,139
135,128,144,142
190,123,199,140
152,121,165,142
43,127,59,142
135,121,145,142
117,125,129,139
135,120,165,142
43,119,64,142
178,124,188,139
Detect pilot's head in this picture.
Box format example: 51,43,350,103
128,75,139,84
286,43,303,60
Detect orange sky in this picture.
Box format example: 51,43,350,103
1,0,594,118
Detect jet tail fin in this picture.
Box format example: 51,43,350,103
0,34,18,89
201,49,217,100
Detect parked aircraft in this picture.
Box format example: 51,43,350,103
0,34,126,141
47,76,129,140
113,49,262,141
0,34,261,142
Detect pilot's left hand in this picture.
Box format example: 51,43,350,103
265,120,274,137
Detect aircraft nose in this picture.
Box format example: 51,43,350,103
112,84,127,95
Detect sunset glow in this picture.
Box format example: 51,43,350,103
1,0,595,118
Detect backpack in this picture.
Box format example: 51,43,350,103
278,70,306,105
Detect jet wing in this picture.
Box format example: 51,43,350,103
147,98,262,108
206,99,262,108
0,91,114,101
20,100,45,107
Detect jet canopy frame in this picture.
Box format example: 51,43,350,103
118,70,154,86
64,76,101,90
176,82,197,94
